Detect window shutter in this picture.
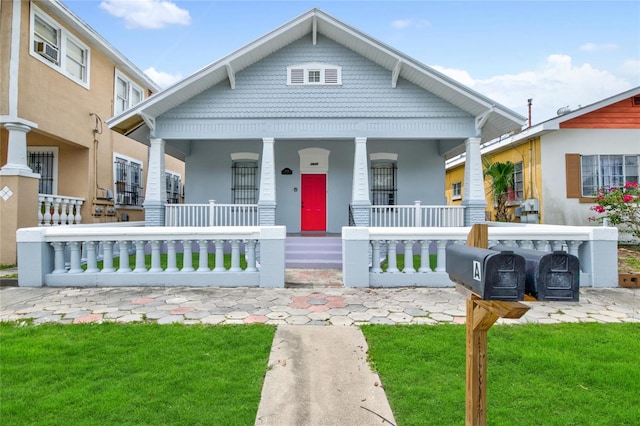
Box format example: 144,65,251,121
565,153,581,198
324,68,338,84
290,68,304,84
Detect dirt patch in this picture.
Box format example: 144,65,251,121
618,245,640,273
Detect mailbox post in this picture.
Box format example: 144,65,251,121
453,225,531,426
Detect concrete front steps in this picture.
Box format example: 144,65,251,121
285,235,342,269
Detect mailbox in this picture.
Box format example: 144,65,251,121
446,245,526,301
490,245,579,302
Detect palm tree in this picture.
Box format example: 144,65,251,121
483,160,515,222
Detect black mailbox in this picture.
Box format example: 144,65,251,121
490,245,579,302
446,245,526,301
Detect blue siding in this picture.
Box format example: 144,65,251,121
161,35,470,120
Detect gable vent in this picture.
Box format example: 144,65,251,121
633,96,640,106
290,68,304,85
324,68,338,84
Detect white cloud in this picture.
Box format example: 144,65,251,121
391,19,430,30
433,54,633,124
579,42,619,52
431,65,476,88
144,67,183,88
619,59,640,78
100,0,191,29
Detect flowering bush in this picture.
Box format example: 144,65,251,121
589,182,640,240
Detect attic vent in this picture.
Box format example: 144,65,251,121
287,63,342,86
633,96,640,106
290,68,304,84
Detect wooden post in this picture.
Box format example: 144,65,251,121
464,224,530,426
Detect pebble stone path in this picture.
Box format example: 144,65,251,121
1,269,638,326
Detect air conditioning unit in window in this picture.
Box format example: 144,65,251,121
35,41,59,63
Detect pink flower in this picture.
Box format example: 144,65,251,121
594,205,606,213
623,194,634,203
624,182,638,189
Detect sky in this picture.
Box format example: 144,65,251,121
62,0,640,124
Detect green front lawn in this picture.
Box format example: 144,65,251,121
0,323,275,425
363,323,640,425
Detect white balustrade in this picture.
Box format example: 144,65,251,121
38,194,85,226
165,201,260,227
342,224,620,288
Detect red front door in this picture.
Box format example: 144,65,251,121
301,174,326,231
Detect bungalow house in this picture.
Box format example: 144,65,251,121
107,8,526,234
0,0,185,265
445,86,640,240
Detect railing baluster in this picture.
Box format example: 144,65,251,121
133,240,147,272
197,239,210,272
68,241,83,273
370,240,382,273
51,241,66,274
118,241,131,272
102,241,115,272
418,240,432,272
85,241,99,273
166,240,178,272
435,240,447,272
403,240,415,273
44,196,53,226
150,240,163,272
386,240,399,273
213,239,225,272
567,240,581,258
245,240,257,272
182,240,194,272
229,239,242,272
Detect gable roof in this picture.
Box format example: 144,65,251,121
107,8,525,142
446,85,640,169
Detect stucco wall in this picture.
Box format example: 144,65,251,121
541,128,640,226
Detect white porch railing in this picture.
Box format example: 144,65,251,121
370,202,464,227
38,194,85,226
17,226,286,288
342,224,619,288
165,200,259,226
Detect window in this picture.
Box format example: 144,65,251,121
371,162,397,205
114,155,143,207
509,161,524,201
287,63,342,86
27,148,58,194
232,161,258,204
580,154,639,197
114,70,144,115
30,6,90,86
452,182,462,200
165,171,182,204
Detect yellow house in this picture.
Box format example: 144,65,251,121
0,0,184,265
445,87,640,228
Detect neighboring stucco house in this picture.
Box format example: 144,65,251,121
108,8,525,233
446,87,640,233
0,0,185,264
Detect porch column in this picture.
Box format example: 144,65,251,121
461,136,487,225
143,138,167,226
0,123,40,264
350,136,371,226
258,137,276,226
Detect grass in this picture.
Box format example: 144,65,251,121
85,253,247,271
0,323,275,426
0,264,16,270
618,244,640,273
362,323,640,425
380,254,437,271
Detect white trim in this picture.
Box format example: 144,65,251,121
8,0,22,117
370,152,398,162
114,69,145,115
29,4,91,89
299,147,330,174
231,152,260,161
27,146,59,194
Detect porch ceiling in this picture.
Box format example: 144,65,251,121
107,9,525,144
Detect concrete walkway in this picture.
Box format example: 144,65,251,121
1,269,638,426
